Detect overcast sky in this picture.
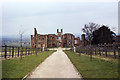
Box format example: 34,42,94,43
2,0,118,38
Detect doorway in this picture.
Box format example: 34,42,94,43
59,42,61,47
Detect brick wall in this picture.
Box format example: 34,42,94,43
31,28,87,48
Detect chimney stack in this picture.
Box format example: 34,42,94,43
81,34,85,46
34,28,37,35
57,29,59,33
61,29,63,33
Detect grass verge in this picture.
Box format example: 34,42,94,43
2,50,56,79
64,50,119,79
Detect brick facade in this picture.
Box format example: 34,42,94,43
62,33,75,47
31,28,87,48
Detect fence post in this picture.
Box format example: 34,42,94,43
15,47,16,57
90,46,92,62
28,48,29,55
105,43,107,57
9,48,11,58
96,47,98,55
33,48,34,54
41,48,42,52
101,44,103,55
4,45,7,59
20,47,23,61
113,44,116,59
40,48,41,52
99,44,102,56
78,47,81,56
84,47,86,54
36,48,37,56
108,44,110,56
94,47,96,55
85,47,87,54
31,48,32,55
98,44,100,55
26,47,27,56
79,52,81,56
79,48,81,56
18,47,19,57
29,48,30,55
38,48,40,52
86,47,87,55
12,47,14,58
118,47,120,59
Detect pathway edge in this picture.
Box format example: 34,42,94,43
64,51,84,80
22,51,56,80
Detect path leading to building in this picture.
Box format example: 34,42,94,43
27,47,82,78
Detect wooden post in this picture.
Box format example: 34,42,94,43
99,44,101,56
84,47,85,54
41,48,42,52
96,46,98,55
20,47,23,61
33,48,34,54
101,44,103,55
85,47,87,54
12,47,14,58
105,44,107,57
4,45,7,59
90,52,92,61
118,47,120,59
9,48,11,58
113,44,116,59
86,47,88,54
103,43,105,56
36,48,37,56
29,48,31,55
40,48,41,52
98,44,100,55
28,48,29,55
15,47,16,58
79,47,81,56
31,48,32,54
95,47,97,55
108,44,110,56
18,47,19,57
39,48,40,53
90,46,92,62
26,47,27,56
84,47,86,54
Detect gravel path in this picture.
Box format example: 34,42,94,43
27,47,82,78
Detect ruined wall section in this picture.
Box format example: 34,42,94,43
62,33,75,47
31,28,88,48
37,34,47,48
47,34,58,48
74,37,81,47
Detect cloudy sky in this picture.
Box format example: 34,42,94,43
2,0,118,38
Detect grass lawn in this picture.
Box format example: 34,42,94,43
64,50,119,79
2,50,56,79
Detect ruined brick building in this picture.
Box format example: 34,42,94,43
31,28,87,48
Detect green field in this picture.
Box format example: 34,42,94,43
2,50,56,79
64,50,119,79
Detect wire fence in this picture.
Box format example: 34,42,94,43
0,45,48,60
71,43,120,61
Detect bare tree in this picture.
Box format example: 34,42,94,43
82,22,100,45
19,25,24,47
